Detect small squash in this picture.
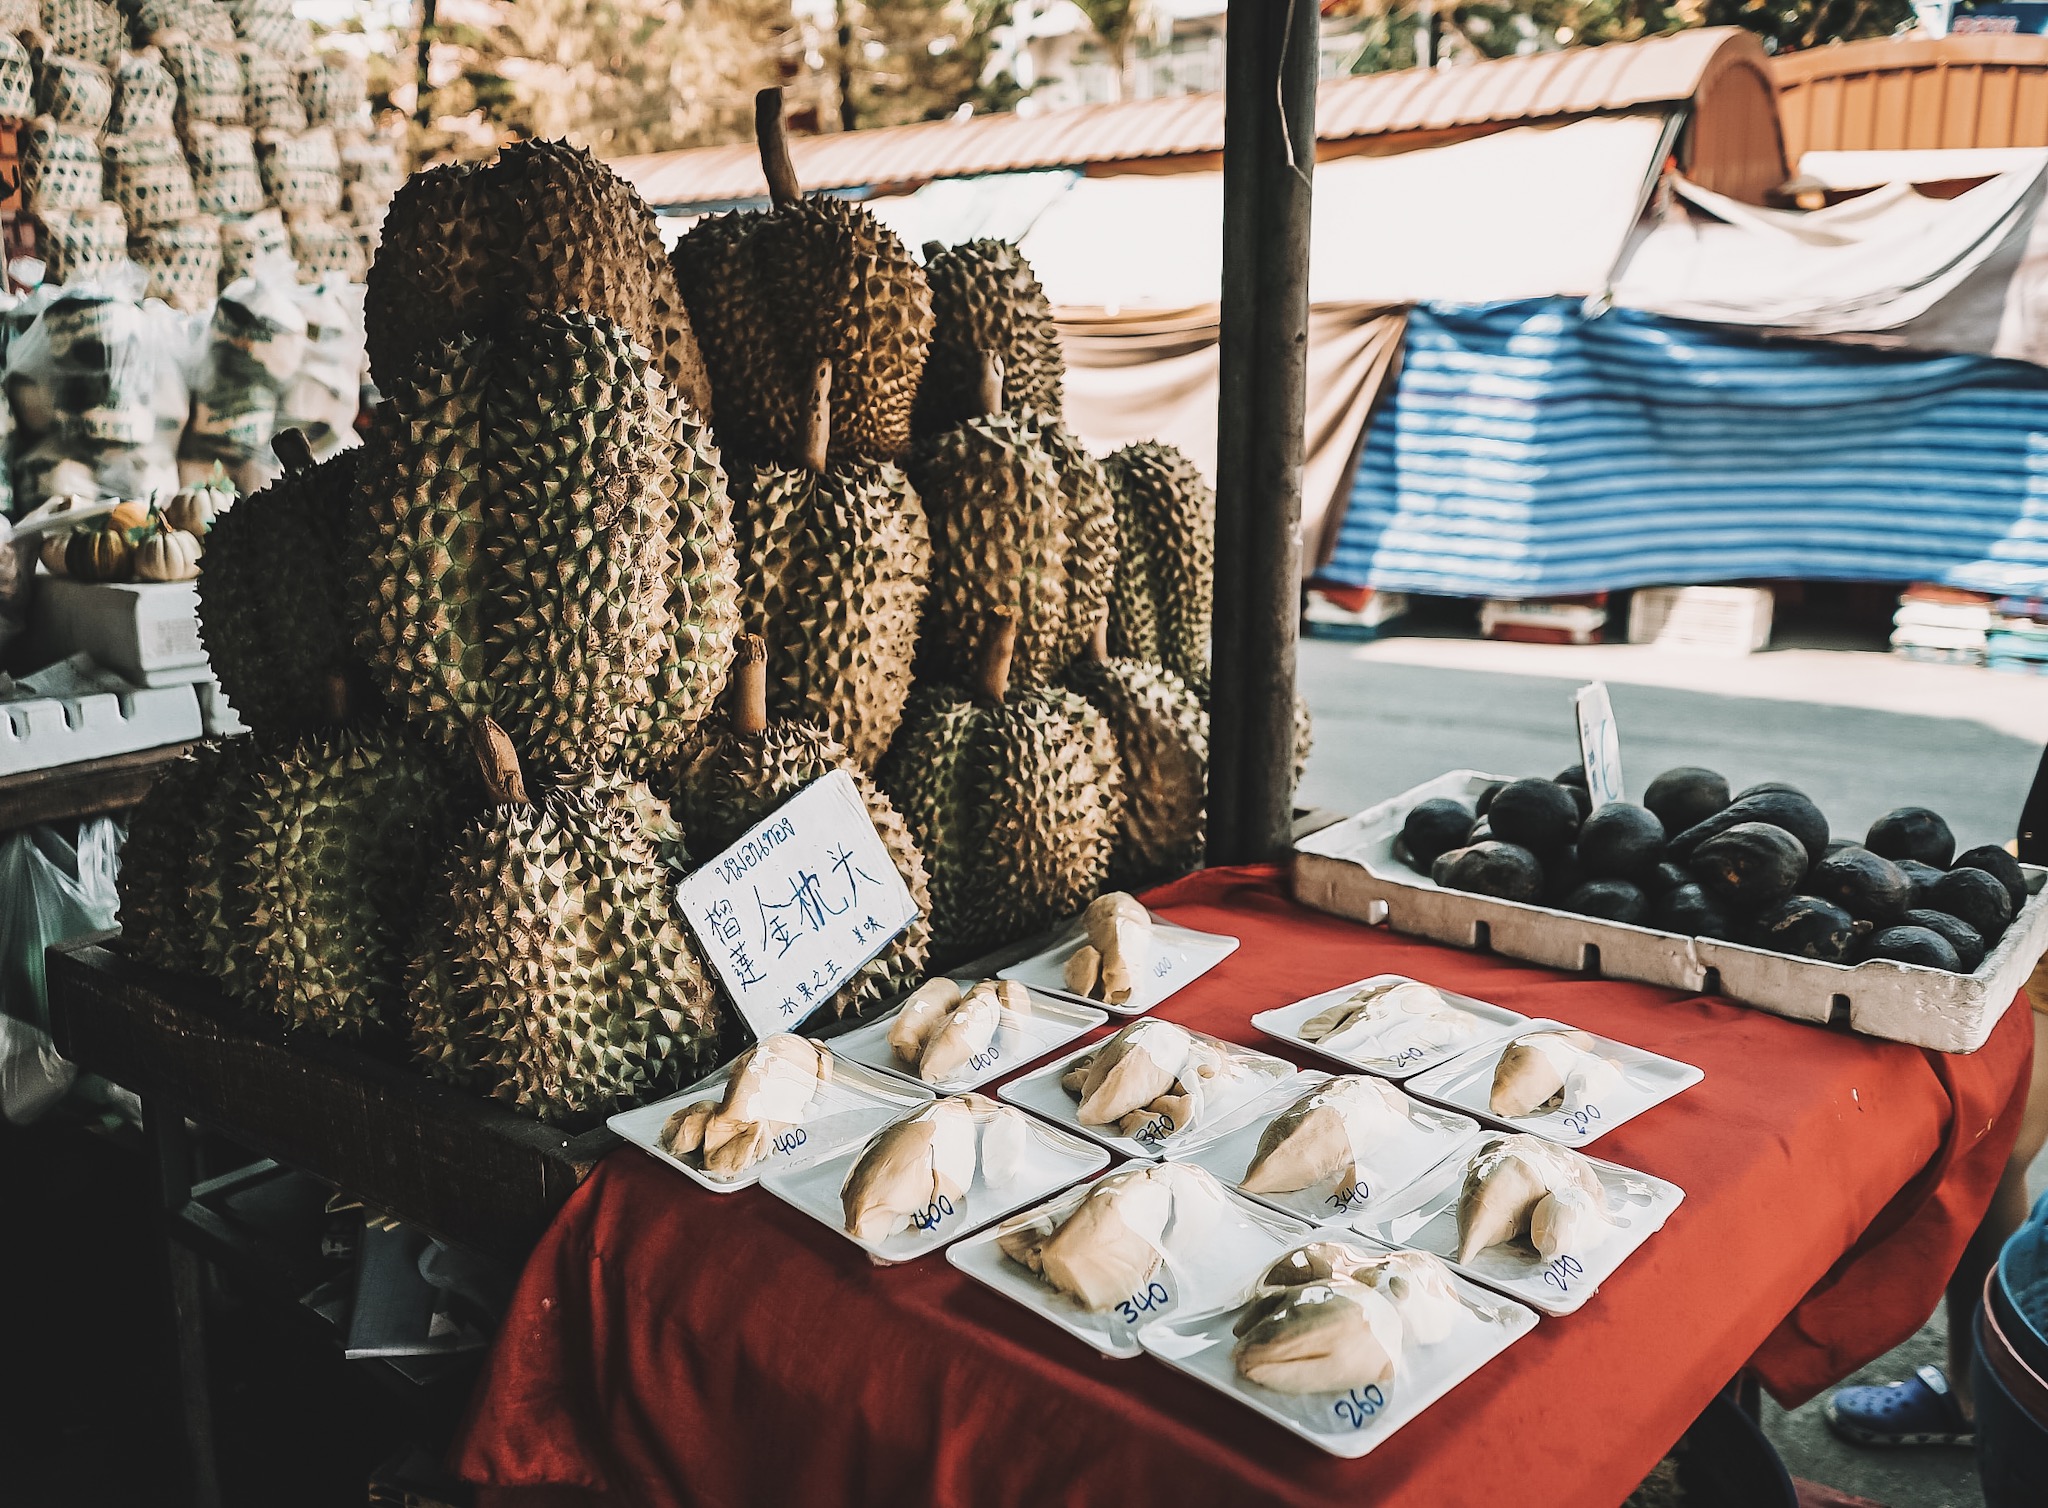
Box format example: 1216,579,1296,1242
107,499,151,534
67,527,132,582
39,531,70,576
165,474,234,535
134,527,203,583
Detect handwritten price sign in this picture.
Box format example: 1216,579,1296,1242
1573,681,1625,808
680,770,920,1042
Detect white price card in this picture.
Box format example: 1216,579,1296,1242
1573,681,1624,808
678,769,920,1041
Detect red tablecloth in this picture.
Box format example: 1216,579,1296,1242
455,865,2034,1508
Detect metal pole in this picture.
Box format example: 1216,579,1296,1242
1210,0,1316,864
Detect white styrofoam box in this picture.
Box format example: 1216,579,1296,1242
1292,770,2048,1054
31,577,210,685
194,677,246,738
1626,586,1773,654
0,680,204,774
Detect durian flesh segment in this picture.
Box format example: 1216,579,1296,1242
917,988,1002,1083
1231,1280,1404,1396
1529,1184,1613,1261
840,1097,977,1241
1488,1030,1602,1117
1251,1243,1464,1348
1073,1019,1194,1126
1454,1134,1603,1263
888,977,962,1065
1017,1167,1173,1311
1239,1076,1412,1197
1079,891,1152,1005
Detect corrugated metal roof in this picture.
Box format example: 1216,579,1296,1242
613,27,1767,209
1773,34,2048,158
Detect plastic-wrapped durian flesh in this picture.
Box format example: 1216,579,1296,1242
840,1093,1027,1241
352,310,738,778
430,721,726,1125
670,87,930,467
663,637,933,1022
1231,1278,1404,1396
878,608,1118,956
734,360,930,769
1239,1076,1413,1198
1487,1029,1620,1118
888,978,1030,1083
1058,1017,1229,1139
1454,1134,1608,1263
661,1034,834,1179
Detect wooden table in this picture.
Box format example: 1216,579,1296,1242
0,741,196,830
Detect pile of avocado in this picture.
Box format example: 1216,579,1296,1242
1399,767,2029,974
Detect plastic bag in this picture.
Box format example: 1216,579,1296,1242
0,818,120,1123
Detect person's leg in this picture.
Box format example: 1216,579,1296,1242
1947,1009,2048,1417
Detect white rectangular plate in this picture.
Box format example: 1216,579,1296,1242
1402,1019,1703,1146
946,1168,1314,1358
829,982,1108,1093
1166,1071,1485,1226
1251,975,1530,1080
1137,1266,1538,1458
999,912,1240,1016
758,1102,1110,1265
1347,1145,1684,1316
608,1055,935,1194
996,1031,1300,1160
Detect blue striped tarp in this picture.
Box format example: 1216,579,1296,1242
1320,299,2048,598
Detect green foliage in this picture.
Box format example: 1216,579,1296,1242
832,1,1021,128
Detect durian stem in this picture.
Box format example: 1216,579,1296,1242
803,360,832,473
323,670,350,725
1089,616,1110,664
733,635,769,736
755,87,801,207
470,718,530,807
272,427,314,475
977,353,1005,417
978,608,1019,706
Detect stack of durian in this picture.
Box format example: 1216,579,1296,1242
5,0,394,300
116,92,1243,1130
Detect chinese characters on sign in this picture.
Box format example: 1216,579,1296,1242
678,770,921,1042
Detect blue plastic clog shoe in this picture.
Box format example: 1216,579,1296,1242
1824,1364,1975,1448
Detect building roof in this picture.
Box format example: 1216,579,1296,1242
1774,34,2048,160
612,27,1774,209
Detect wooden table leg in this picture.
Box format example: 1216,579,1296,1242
147,1096,223,1508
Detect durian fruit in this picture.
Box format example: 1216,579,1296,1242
1103,442,1213,691
733,359,930,769
1062,623,1207,885
234,715,471,1038
353,309,739,777
895,978,1029,1084
670,87,931,466
1060,890,1153,1006
914,358,1113,688
878,607,1119,956
914,237,1064,438
363,139,710,414
998,1165,1172,1311
423,719,726,1125
665,635,932,1020
1240,1075,1414,1198
1060,1017,1230,1137
841,1096,978,1241
115,741,251,975
198,429,366,738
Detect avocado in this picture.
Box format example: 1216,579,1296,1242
1865,807,1956,869
1647,861,1690,894
1562,878,1649,924
1738,781,1809,801
1487,779,1582,854
1642,767,1731,835
1687,822,1808,910
1669,789,1830,868
1553,766,1589,790
1824,838,1859,859
1903,910,1986,973
1542,846,1586,907
1443,842,1546,904
1750,895,1858,962
1807,847,1912,926
1925,867,2015,944
1402,798,1477,869
1651,882,1734,939
1953,845,2028,915
1577,802,1667,884
1862,925,1964,972
1896,859,1946,908
1467,818,1493,844
1430,846,1472,887
1475,782,1504,818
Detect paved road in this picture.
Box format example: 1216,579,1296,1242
1294,635,2043,1508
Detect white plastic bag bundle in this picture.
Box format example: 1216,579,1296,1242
0,817,120,1123
281,277,363,459
181,257,306,485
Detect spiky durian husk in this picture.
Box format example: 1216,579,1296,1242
1064,656,1207,886
438,775,723,1125
637,201,713,417
116,742,244,975
198,449,360,737
672,197,931,465
1294,691,1314,785
363,140,703,398
914,238,1064,437
190,738,263,1001
735,458,929,769
915,415,1068,686
668,719,933,1019
405,904,494,1091
234,725,468,1038
353,311,737,776
1103,442,1214,690
1027,418,1117,665
879,684,1118,956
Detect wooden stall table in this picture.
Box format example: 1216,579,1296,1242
453,864,2036,1508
